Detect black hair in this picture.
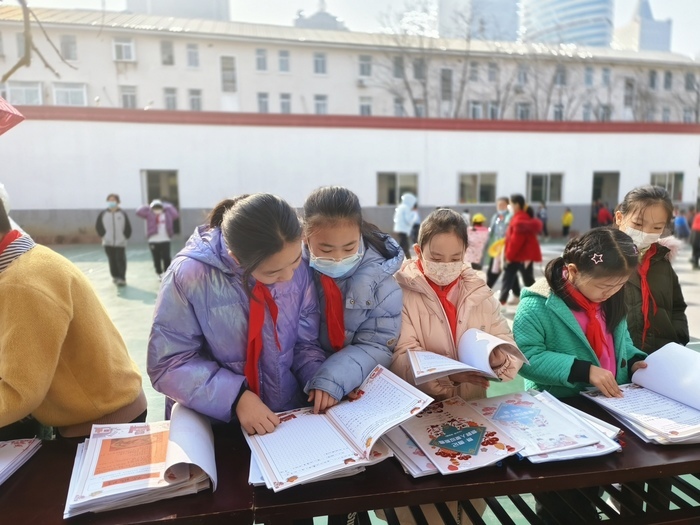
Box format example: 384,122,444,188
303,186,396,260
497,196,509,204
617,185,674,232
545,227,638,331
0,198,11,234
207,193,301,294
106,193,120,204
510,193,525,210
418,208,469,250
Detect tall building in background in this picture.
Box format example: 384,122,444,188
438,0,518,41
126,0,229,21
614,0,671,52
521,0,613,47
294,1,348,31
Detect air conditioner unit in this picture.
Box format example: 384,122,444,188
357,79,367,88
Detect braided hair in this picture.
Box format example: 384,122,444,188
544,227,638,331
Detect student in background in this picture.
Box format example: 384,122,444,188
390,208,522,524
136,199,180,279
597,202,614,226
615,185,689,353
95,193,131,286
536,201,549,240
562,207,574,238
148,194,326,436
409,202,421,245
464,213,489,270
691,212,700,270
301,186,403,414
673,208,691,241
393,193,416,259
484,197,518,295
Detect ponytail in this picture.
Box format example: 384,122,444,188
207,195,250,229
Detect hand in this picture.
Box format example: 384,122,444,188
448,371,490,389
589,366,622,398
489,347,508,369
631,360,648,374
346,388,361,401
308,389,339,414
236,390,280,435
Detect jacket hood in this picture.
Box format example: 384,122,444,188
396,258,492,302
176,225,240,276
521,278,552,300
657,236,683,261
400,193,417,208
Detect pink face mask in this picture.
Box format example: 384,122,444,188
422,259,463,286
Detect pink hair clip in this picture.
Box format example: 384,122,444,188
591,253,603,265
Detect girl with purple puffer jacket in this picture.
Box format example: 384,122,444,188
147,194,327,436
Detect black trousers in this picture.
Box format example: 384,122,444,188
562,225,570,237
499,262,535,303
149,241,172,274
486,258,521,295
397,233,411,259
104,246,127,280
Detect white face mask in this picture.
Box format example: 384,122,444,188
624,226,660,251
422,259,464,286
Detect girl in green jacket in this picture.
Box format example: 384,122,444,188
513,228,647,399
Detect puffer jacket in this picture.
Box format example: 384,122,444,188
505,210,542,263
391,261,521,401
514,279,647,398
393,193,417,234
305,235,404,400
147,226,326,423
135,202,179,239
625,239,689,353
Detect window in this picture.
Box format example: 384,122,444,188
359,55,372,77
599,104,612,121
651,172,684,201
662,107,670,122
160,41,174,65
459,173,496,203
663,71,672,90
16,33,24,58
7,81,41,105
314,94,327,115
188,89,202,111
394,97,405,117
119,85,137,109
60,35,77,61
413,58,426,80
645,107,655,122
487,62,498,82
624,78,635,107
280,93,291,114
186,44,199,67
393,56,404,78
469,61,479,81
257,92,269,113
278,50,290,72
220,56,237,92
164,88,177,110
53,82,86,106
359,96,372,116
583,103,592,121
602,67,611,87
553,103,564,121
554,65,566,86
415,100,425,118
516,102,531,120
517,65,528,86
685,73,696,91
255,49,267,71
683,107,695,123
527,173,563,203
584,66,594,87
468,100,483,119
649,70,657,90
113,38,135,61
440,68,452,101
0,33,4,57
313,52,327,74
376,172,418,205
488,101,499,120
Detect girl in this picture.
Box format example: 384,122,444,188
390,208,522,525
615,185,689,353
302,186,403,414
136,198,180,279
95,193,131,286
147,194,326,435
513,228,647,399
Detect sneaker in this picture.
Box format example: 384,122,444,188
508,296,520,306
116,278,126,287
158,273,164,281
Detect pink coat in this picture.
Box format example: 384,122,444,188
391,261,522,401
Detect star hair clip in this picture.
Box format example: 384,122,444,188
632,245,639,255
591,253,604,265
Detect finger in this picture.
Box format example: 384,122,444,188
314,393,323,414
268,412,281,426
244,424,256,435
307,390,315,403
261,417,276,434
253,422,267,435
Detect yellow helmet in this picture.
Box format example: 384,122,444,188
472,213,487,224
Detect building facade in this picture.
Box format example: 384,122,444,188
614,0,671,53
521,0,613,47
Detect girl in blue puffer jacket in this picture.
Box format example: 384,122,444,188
147,194,327,435
302,186,404,414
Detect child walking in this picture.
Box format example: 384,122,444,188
136,199,179,279
95,193,131,286
390,208,522,525
615,185,689,353
147,194,326,435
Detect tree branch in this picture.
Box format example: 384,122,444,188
29,7,78,71
1,0,31,83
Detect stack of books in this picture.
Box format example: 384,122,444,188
0,437,41,486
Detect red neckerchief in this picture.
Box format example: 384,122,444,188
245,281,281,395
638,243,659,347
319,274,345,351
417,260,460,343
563,278,605,361
0,230,21,257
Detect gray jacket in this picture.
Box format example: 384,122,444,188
96,209,132,247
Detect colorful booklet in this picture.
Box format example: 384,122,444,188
382,428,438,478
244,365,433,492
63,403,217,518
400,396,522,475
0,437,41,486
468,392,600,457
408,328,527,384
580,343,700,443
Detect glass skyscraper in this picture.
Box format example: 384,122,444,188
521,0,613,47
